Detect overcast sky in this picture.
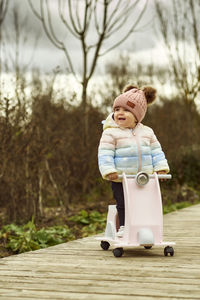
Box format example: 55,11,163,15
2,0,200,106
1,0,167,74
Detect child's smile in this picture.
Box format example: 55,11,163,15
114,106,137,128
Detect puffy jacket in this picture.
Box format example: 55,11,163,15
98,113,169,181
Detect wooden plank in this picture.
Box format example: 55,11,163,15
0,291,179,300
0,204,200,299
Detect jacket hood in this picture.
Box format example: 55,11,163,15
103,113,119,130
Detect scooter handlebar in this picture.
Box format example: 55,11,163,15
118,174,172,179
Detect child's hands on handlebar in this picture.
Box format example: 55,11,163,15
157,170,167,181
108,172,118,181
108,171,168,181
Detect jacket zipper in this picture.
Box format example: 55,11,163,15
131,125,141,172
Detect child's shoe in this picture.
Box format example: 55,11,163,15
116,226,124,238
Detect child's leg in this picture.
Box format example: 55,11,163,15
111,182,125,226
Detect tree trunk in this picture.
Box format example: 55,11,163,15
81,79,89,147
38,165,44,216
81,80,91,193
45,159,63,207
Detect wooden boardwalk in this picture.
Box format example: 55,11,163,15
0,204,200,300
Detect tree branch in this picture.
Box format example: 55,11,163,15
87,0,109,80
83,0,92,34
94,0,100,35
190,0,200,58
104,0,121,29
106,0,140,33
46,0,65,48
27,0,43,21
0,0,9,25
100,0,148,56
68,0,81,34
58,0,79,38
28,0,77,79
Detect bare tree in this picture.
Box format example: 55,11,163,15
0,0,9,100
2,5,40,107
155,0,200,107
0,4,42,221
27,0,149,144
0,0,8,25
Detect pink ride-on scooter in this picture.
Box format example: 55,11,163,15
96,172,175,257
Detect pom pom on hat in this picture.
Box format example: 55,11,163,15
113,85,157,123
143,86,157,105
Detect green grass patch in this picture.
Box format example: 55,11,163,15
68,210,107,237
163,200,198,214
0,220,75,254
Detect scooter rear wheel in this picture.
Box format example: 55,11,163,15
113,247,124,257
100,241,110,250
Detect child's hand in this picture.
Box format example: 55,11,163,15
107,172,118,181
157,170,167,181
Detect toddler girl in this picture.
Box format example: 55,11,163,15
98,85,169,237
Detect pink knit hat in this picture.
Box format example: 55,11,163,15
113,86,156,123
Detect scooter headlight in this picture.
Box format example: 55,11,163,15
136,172,149,186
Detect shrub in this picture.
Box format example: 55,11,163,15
0,220,75,254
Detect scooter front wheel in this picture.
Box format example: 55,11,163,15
113,247,124,257
164,246,174,256
100,241,110,251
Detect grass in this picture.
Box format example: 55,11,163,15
163,201,198,214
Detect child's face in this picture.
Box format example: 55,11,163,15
114,106,137,128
